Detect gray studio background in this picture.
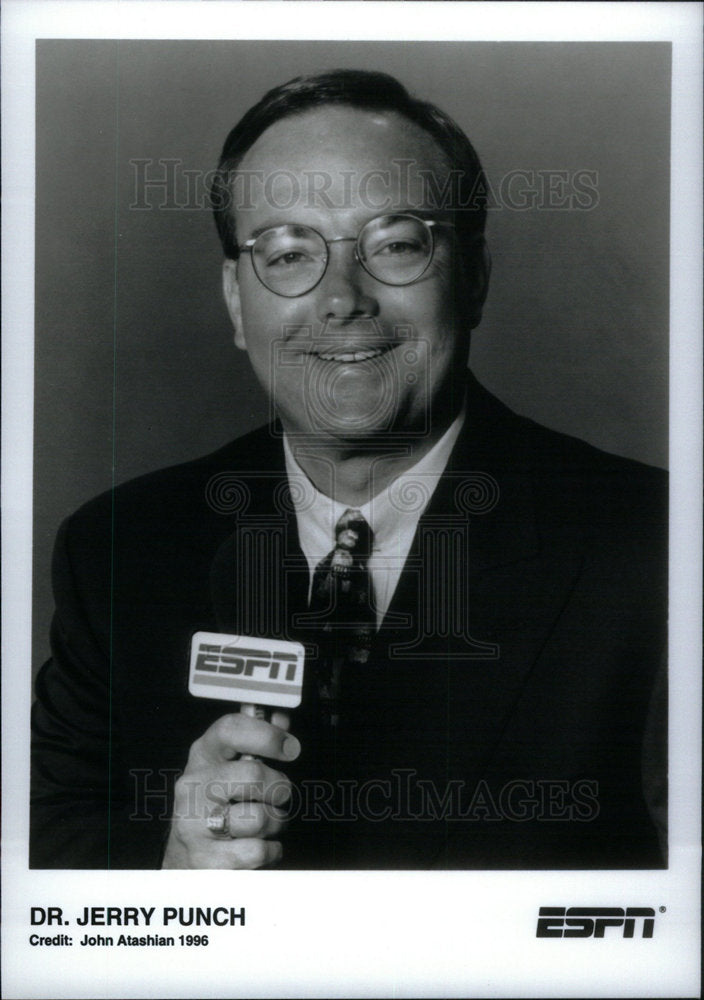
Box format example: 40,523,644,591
33,40,670,676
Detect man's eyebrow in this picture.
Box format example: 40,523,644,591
242,209,451,244
241,221,315,242
242,223,280,242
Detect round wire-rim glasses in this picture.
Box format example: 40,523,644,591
237,213,454,298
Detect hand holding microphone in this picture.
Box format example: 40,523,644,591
162,633,304,870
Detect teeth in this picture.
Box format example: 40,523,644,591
317,347,388,362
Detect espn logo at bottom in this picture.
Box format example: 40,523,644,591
536,907,655,938
189,631,305,708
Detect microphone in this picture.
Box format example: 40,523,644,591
189,632,305,835
189,633,305,735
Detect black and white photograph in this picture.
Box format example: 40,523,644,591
2,3,701,997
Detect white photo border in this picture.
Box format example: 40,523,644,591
2,3,701,998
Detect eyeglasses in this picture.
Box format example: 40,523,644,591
237,213,454,298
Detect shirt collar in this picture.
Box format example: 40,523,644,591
283,398,466,560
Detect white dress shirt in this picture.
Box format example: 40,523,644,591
283,403,466,627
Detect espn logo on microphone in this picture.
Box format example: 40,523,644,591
536,906,656,938
189,631,305,707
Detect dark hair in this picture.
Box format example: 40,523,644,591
210,69,488,261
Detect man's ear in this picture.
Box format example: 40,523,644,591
462,235,492,330
222,259,246,350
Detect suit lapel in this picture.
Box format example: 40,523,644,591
378,374,586,774
209,444,310,643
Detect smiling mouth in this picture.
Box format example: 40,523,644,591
314,343,397,363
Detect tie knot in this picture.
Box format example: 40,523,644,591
334,508,372,558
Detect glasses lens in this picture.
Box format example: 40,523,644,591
251,225,327,296
358,215,433,285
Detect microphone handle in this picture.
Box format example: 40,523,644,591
238,702,291,759
238,703,264,761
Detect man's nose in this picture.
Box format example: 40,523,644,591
315,242,379,320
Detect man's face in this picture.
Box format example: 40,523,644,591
223,106,487,444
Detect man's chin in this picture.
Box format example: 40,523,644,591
281,406,430,447
284,419,392,446
278,386,398,441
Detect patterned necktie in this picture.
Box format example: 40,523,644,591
309,508,376,726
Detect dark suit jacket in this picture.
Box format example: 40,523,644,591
31,375,667,869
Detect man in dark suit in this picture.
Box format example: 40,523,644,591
31,70,667,870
